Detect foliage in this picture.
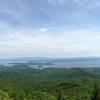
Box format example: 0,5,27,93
0,67,100,100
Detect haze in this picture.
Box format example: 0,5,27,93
0,0,100,58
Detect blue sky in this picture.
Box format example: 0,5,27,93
0,0,100,58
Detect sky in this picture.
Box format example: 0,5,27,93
0,0,100,58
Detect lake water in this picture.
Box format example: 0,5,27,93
0,57,100,68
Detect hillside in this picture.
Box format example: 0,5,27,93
0,67,100,100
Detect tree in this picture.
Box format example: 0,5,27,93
91,83,100,100
0,90,12,100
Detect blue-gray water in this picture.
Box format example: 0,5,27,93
0,57,100,68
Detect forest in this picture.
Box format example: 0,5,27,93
0,67,100,100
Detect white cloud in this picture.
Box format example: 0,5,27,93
48,0,88,5
74,0,100,10
38,27,50,33
0,23,100,58
48,0,66,4
0,0,100,58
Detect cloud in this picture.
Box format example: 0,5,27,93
48,0,89,6
38,27,50,33
74,0,100,10
0,0,26,22
48,0,66,4
0,21,100,58
0,0,100,58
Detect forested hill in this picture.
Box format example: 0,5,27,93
0,67,100,100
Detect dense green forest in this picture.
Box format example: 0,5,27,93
0,67,100,100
